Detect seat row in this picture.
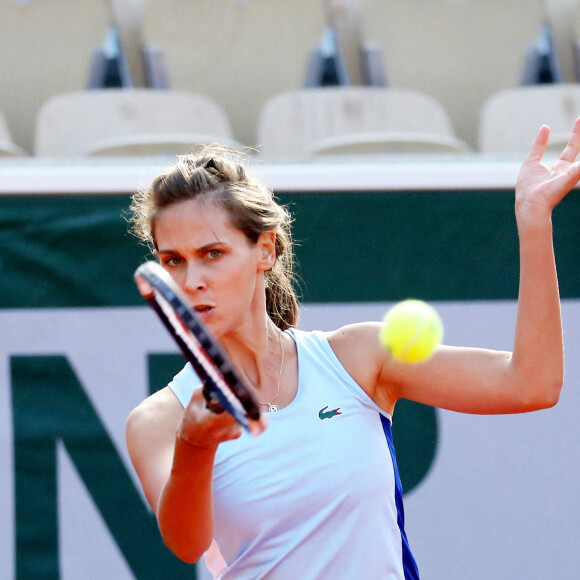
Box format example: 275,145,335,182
1,85,579,159
1,0,577,155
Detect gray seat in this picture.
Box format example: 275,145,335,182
479,85,580,154
358,0,544,148
0,0,112,153
258,87,470,158
141,0,327,147
35,89,241,157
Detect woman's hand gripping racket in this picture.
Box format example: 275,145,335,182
134,261,266,436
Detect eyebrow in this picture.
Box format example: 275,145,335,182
157,241,227,255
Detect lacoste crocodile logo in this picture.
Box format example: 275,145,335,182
318,406,342,420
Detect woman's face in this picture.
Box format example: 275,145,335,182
153,198,273,338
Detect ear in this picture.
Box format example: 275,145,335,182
257,231,277,271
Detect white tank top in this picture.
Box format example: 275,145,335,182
169,328,419,579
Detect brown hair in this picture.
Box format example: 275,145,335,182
129,145,299,330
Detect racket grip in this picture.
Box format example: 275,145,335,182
202,383,226,414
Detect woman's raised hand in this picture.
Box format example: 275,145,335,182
515,118,580,219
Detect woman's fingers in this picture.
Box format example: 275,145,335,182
180,386,242,447
558,117,580,163
524,124,550,164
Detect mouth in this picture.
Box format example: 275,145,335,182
193,305,215,319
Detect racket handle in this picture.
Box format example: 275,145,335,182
202,383,226,414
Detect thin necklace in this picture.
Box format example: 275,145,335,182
258,330,284,413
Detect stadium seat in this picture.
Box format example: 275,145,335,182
109,0,149,87
544,0,580,83
0,0,113,153
479,84,580,153
0,110,27,157
257,87,471,158
324,0,366,86
141,0,327,147
573,1,580,81
358,0,545,148
35,89,241,157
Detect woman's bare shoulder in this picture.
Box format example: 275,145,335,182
326,320,383,344
127,387,184,438
326,321,384,363
326,322,388,400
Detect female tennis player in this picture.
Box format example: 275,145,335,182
126,120,580,579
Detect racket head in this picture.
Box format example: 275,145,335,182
134,261,266,436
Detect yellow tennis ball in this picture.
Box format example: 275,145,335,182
380,299,443,363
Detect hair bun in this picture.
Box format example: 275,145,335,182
199,149,246,183
201,157,222,176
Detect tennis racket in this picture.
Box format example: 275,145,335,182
134,261,266,436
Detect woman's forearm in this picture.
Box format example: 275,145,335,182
156,436,217,563
511,212,564,408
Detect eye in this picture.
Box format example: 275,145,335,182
206,249,223,260
161,255,183,268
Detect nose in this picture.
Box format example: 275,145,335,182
183,263,207,294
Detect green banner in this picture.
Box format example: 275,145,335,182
2,191,579,309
